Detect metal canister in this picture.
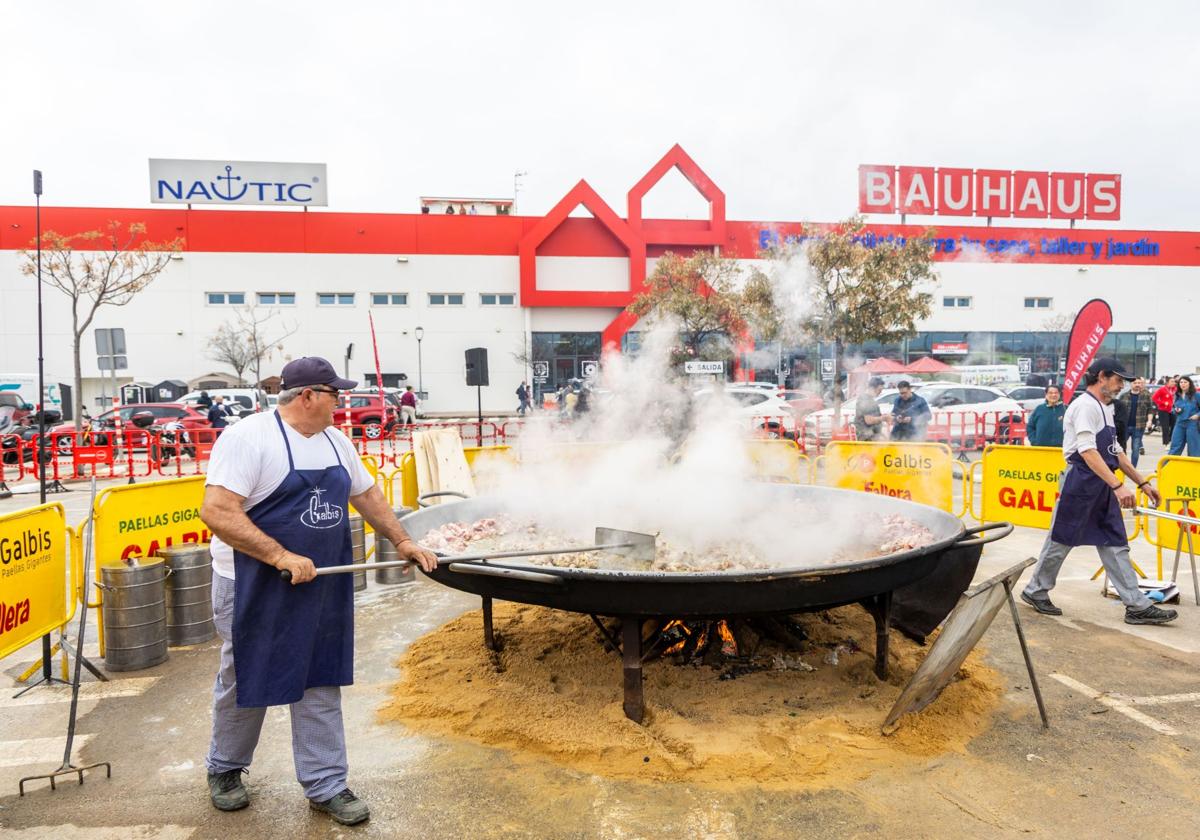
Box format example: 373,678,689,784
100,559,168,672
156,544,215,646
350,514,367,591
376,507,416,585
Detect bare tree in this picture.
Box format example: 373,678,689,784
208,323,256,385
1040,313,1074,333
209,306,299,386
19,222,183,423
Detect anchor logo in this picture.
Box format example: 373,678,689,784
300,486,344,529
212,165,248,202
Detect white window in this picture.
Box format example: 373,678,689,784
371,293,409,306
428,293,465,306
257,292,295,305
317,293,356,306
480,293,516,306
942,296,972,308
207,292,245,305
1024,297,1052,309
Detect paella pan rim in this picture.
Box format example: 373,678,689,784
405,486,967,584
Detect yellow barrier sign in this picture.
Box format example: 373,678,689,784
1146,456,1200,549
979,445,1065,529
744,440,810,484
0,503,68,661
824,442,954,511
93,476,208,565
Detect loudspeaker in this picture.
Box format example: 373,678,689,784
465,347,489,387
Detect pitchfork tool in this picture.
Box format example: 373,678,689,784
278,527,657,582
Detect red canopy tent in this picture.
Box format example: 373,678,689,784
847,357,908,395
905,356,953,374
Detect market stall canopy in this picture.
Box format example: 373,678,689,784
905,356,953,374
850,358,908,374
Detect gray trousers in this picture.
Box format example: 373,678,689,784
1023,467,1152,610
204,573,349,801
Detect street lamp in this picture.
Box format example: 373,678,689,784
414,326,425,399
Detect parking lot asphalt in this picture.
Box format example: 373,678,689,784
2,436,1199,838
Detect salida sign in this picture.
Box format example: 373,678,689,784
859,165,1121,220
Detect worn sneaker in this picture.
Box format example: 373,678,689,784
1125,604,1179,625
207,768,250,811
1020,591,1063,616
310,788,370,826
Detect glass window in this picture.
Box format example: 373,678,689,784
228,293,245,305
318,293,355,306
372,293,407,306
318,293,335,306
207,293,225,305
257,292,295,305
943,296,972,308
498,293,515,305
1024,297,1052,309
481,293,496,305
966,388,1000,404
480,293,517,306
429,293,464,306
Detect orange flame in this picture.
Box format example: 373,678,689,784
717,620,737,657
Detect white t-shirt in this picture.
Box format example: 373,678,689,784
205,411,375,579
1062,393,1115,459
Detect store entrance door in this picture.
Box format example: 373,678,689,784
554,358,576,391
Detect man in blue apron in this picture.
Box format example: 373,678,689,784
199,357,438,825
1021,357,1177,626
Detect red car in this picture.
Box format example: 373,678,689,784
333,393,399,439
51,403,211,452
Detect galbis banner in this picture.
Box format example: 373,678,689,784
0,503,69,661
149,158,328,206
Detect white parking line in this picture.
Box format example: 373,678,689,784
0,677,160,709
1050,673,1179,735
0,734,95,768
1111,691,1200,706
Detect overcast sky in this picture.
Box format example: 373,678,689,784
2,1,1196,230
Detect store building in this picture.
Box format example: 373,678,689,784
0,145,1195,412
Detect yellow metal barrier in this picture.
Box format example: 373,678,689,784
978,444,1064,529
0,502,70,663
742,439,811,484
822,441,955,511
392,446,516,510
965,461,983,521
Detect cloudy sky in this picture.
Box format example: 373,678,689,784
2,1,1195,229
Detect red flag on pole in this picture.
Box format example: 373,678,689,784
1060,298,1113,403
368,313,385,406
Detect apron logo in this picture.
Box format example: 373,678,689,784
1107,441,1123,457
301,487,344,529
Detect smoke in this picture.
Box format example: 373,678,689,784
469,318,889,569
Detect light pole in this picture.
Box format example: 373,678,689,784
34,170,45,505
414,326,425,399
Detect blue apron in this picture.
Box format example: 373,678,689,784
1049,393,1126,547
232,412,355,707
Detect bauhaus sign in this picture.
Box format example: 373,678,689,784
859,165,1120,220
149,158,328,206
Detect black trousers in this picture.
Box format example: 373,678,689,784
1160,409,1176,445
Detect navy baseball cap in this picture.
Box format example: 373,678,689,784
280,357,357,390
1087,357,1135,380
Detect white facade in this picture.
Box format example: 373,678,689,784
1,246,1196,414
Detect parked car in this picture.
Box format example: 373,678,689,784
0,392,33,434
804,384,1024,445
693,387,798,439
777,389,825,419
334,393,399,439
180,388,271,418
1004,385,1047,411
51,403,212,452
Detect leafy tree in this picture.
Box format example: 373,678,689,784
19,222,183,423
773,217,937,404
627,251,776,367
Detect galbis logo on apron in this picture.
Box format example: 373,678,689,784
301,487,344,529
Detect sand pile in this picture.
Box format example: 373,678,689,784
381,603,1002,788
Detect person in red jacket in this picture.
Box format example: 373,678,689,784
1152,376,1178,445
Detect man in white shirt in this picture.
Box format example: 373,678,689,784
199,357,438,825
1021,357,1177,626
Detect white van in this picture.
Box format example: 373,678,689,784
180,388,270,419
